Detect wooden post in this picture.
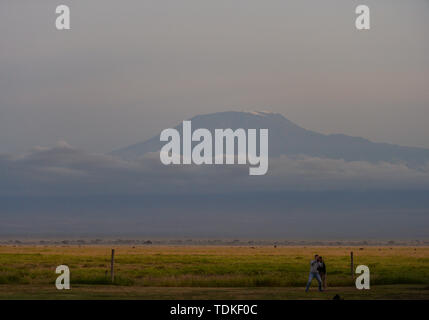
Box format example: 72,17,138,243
110,249,115,283
350,251,354,281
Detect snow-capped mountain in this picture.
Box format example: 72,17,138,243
112,111,429,167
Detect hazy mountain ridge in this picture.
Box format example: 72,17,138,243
111,111,429,167
2,112,429,237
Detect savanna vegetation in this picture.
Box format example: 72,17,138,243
0,245,428,299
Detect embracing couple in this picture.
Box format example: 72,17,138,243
305,254,327,292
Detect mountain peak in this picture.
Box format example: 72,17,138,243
244,110,282,117
111,111,429,167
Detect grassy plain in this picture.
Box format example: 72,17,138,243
0,245,428,299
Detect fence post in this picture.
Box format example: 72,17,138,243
350,251,354,281
111,249,115,283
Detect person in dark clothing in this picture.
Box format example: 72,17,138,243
317,256,327,290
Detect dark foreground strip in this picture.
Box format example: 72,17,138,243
0,300,427,319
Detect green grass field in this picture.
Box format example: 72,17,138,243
0,245,428,299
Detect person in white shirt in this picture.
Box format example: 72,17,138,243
305,254,323,292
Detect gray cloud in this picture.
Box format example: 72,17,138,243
2,142,429,197
2,143,429,238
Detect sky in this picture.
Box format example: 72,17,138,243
1,1,429,238
1,0,429,154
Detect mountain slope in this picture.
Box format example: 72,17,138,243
111,111,429,167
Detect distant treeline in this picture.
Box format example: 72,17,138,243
0,238,428,246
